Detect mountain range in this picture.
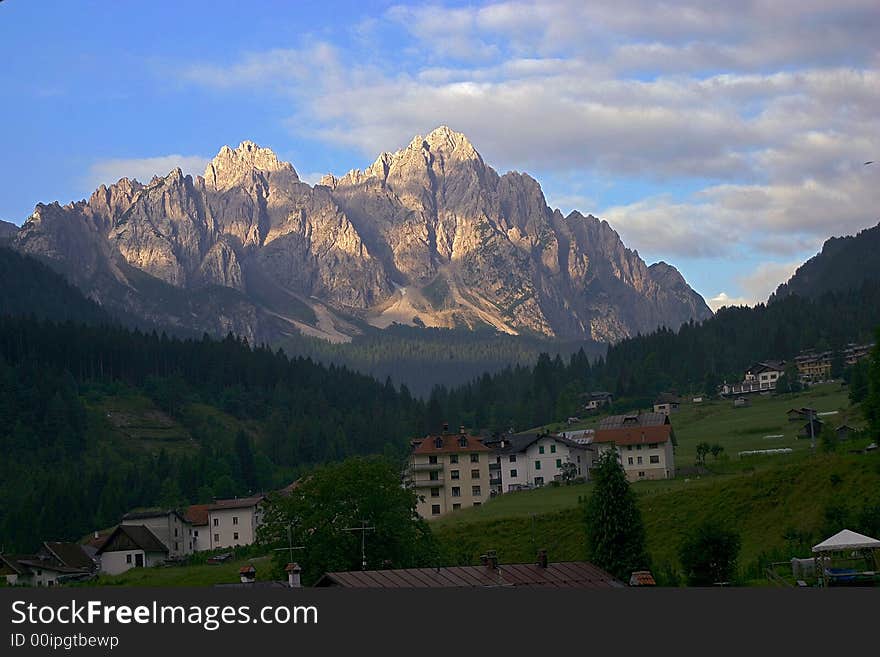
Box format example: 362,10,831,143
10,126,711,345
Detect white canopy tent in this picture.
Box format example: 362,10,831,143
812,529,880,587
812,529,880,553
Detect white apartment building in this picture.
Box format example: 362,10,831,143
485,432,593,494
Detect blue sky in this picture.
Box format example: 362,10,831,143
2,0,878,308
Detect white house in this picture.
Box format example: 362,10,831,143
121,509,193,558
0,542,97,587
594,413,676,482
96,525,169,575
204,496,266,550
184,504,211,552
485,432,593,494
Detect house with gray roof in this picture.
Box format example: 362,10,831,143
483,432,593,494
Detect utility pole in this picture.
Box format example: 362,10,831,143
342,520,375,570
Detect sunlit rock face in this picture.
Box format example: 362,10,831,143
12,128,711,344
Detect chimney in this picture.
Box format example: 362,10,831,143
480,554,488,567
94,531,99,539
486,549,498,570
239,565,256,583
459,425,466,435
442,422,449,435
285,562,302,588
537,549,548,568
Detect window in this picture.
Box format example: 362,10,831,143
233,532,239,541
627,457,634,465
473,502,481,507
649,443,658,449
126,554,132,564
432,504,441,516
452,487,461,497
194,530,199,537
539,445,545,454
637,456,643,464
471,469,480,479
214,533,220,543
450,455,459,464
429,455,438,464
174,542,179,551
233,516,239,525
472,485,481,496
509,455,517,463
470,454,479,463
636,444,642,451
627,445,633,451
556,458,562,468
638,471,645,478
453,503,461,510
434,437,443,449
451,470,460,480
458,437,468,447
429,471,439,481
535,461,541,470
534,477,544,486
577,455,581,463
213,518,219,527
510,469,518,478
430,487,440,497
189,542,193,550
650,455,660,464
174,528,179,537
550,444,556,454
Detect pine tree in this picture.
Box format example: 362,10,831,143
583,450,650,580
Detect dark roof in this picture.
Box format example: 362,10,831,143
42,542,97,573
215,581,291,589
96,525,168,555
653,393,680,405
16,557,89,574
121,509,188,523
485,432,589,455
184,504,211,526
598,413,669,430
412,433,489,455
594,424,673,446
582,391,613,400
0,554,29,575
208,495,266,511
747,361,785,373
316,561,623,588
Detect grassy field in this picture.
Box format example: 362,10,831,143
431,383,879,583
79,554,276,587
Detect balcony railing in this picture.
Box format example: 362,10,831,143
411,477,444,487
410,463,443,472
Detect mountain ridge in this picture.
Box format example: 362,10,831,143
12,126,712,344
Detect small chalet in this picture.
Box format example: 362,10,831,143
96,524,169,575
787,407,817,422
653,393,680,415
799,417,824,439
836,424,856,441
0,542,97,587
582,391,613,411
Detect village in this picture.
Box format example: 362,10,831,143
1,342,878,589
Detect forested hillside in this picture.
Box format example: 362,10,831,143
428,283,880,434
0,316,426,552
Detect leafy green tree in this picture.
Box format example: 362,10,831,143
678,521,741,586
695,442,711,466
847,359,870,404
866,332,880,437
583,450,649,581
258,457,436,585
709,444,724,460
776,361,803,394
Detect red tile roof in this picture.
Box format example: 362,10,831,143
317,561,623,588
412,433,489,455
594,424,672,446
184,504,211,526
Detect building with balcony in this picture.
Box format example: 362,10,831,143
406,425,491,519
483,432,593,494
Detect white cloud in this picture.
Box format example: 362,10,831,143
738,261,803,302
87,155,210,189
707,292,753,311
173,1,880,266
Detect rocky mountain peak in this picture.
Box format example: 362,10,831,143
204,140,299,190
